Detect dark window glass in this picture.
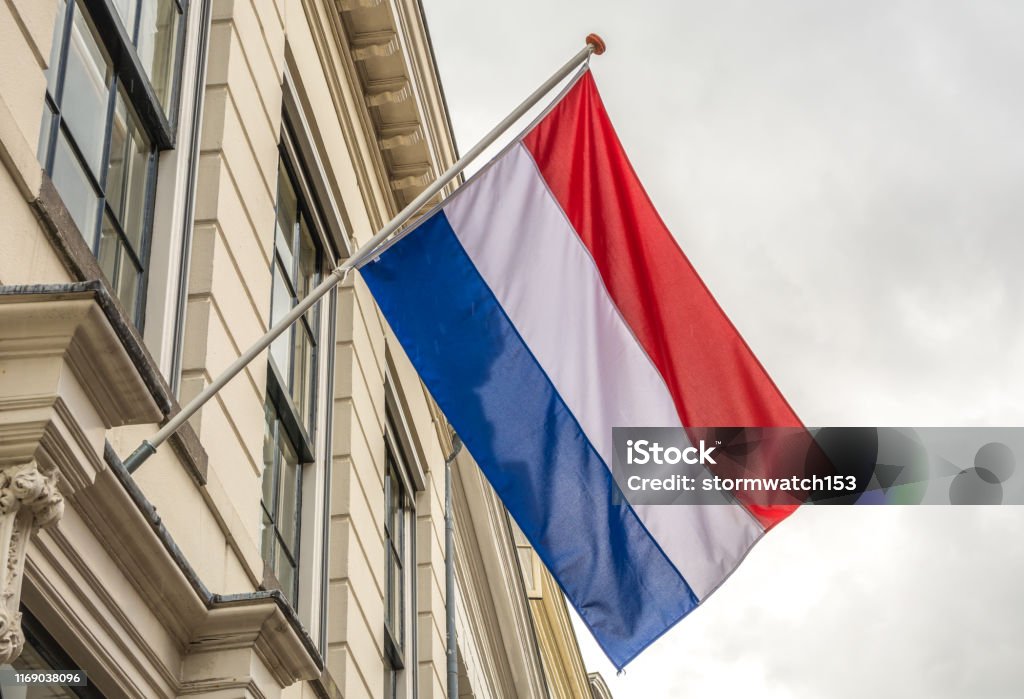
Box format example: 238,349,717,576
384,450,408,651
383,432,414,699
260,399,302,604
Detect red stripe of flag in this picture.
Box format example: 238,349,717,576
523,71,801,527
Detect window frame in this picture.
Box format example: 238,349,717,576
39,0,190,327
383,409,418,698
259,124,336,611
80,0,188,144
260,397,304,605
266,144,325,458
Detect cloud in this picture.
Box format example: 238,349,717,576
422,1,1024,695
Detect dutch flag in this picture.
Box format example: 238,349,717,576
361,69,801,669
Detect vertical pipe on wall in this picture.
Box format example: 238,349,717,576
444,435,462,699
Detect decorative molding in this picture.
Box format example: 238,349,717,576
351,33,400,61
186,597,323,689
588,672,614,699
390,165,433,191
337,0,385,11
379,128,422,151
0,461,64,663
21,447,325,698
366,83,412,107
0,293,162,429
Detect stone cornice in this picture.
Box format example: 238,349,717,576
335,0,458,212
102,445,324,680
189,594,323,688
0,291,163,427
0,286,322,688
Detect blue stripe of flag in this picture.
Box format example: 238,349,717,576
360,210,698,669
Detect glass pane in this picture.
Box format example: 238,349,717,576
275,540,296,602
136,0,180,110
117,248,140,315
297,214,318,299
269,258,292,375
277,434,299,551
384,468,392,534
60,1,112,174
291,324,314,429
51,130,100,241
260,508,275,566
107,90,151,250
274,163,298,274
44,0,68,96
383,468,392,536
97,212,118,280
392,554,403,647
109,89,152,251
397,492,405,565
37,101,56,166
385,545,394,628
388,470,401,545
110,0,138,34
261,401,277,506
106,95,128,210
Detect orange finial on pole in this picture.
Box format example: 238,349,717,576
586,33,607,55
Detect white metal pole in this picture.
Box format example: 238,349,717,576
123,35,606,473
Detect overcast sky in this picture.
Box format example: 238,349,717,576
421,2,1024,696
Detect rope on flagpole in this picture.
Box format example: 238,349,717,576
122,34,607,473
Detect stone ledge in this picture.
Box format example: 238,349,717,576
0,282,208,484
103,444,324,689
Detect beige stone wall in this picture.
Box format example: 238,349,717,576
161,0,460,695
0,0,64,286
329,275,389,697
179,0,283,555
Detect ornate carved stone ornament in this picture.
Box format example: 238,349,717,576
0,461,64,663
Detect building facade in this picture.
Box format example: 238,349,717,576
0,0,607,697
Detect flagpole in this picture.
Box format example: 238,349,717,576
122,34,607,473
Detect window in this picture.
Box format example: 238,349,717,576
259,150,326,606
38,0,186,326
384,415,416,699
